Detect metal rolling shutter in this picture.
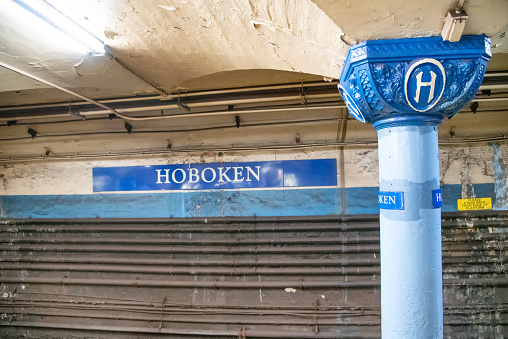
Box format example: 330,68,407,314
0,212,506,338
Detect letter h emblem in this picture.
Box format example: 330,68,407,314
414,71,437,103
404,58,446,112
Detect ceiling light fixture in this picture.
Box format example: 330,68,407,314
10,0,105,55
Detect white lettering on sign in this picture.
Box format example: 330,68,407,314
246,166,261,182
378,195,396,205
436,192,442,202
156,166,262,185
201,167,216,183
414,70,437,103
188,168,199,183
233,167,244,182
218,167,232,182
172,168,186,184
156,169,171,184
378,191,404,210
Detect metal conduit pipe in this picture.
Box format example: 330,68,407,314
0,61,302,120
2,232,504,244
0,236,380,245
0,264,382,275
1,309,378,327
3,298,500,316
10,295,379,311
2,136,508,164
6,310,341,320
0,222,374,228
2,308,503,328
0,93,505,122
6,305,505,326
0,276,380,288
8,306,371,318
0,79,342,112
1,322,378,339
1,276,506,288
0,72,505,115
1,255,503,266
3,304,376,317
0,245,381,254
0,88,342,119
0,223,378,232
0,102,344,121
2,264,504,276
1,242,504,253
81,102,344,119
35,93,508,118
0,257,381,266
0,60,343,121
3,309,504,328
0,227,379,235
0,60,138,121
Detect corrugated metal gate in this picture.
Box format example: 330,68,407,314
0,212,506,338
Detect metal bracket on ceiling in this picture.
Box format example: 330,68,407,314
124,122,133,134
177,90,190,112
301,82,307,107
160,93,172,101
68,101,86,120
27,128,37,138
470,101,479,114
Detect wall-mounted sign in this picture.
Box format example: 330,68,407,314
457,197,492,211
93,159,337,192
432,189,443,208
378,191,404,210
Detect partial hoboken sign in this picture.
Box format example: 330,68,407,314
432,189,443,208
93,159,337,192
378,191,404,210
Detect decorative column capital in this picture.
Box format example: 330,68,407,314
338,35,491,130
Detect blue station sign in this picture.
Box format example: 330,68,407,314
378,191,405,210
93,159,337,192
432,189,443,208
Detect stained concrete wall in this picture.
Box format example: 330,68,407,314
0,142,507,218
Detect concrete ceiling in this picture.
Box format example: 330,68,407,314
0,0,507,161
0,0,507,107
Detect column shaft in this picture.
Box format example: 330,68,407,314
377,124,443,338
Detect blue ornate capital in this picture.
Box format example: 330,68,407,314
338,35,491,129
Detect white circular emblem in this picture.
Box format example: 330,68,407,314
404,58,446,112
338,84,366,123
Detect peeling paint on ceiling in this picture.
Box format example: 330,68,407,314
0,0,506,107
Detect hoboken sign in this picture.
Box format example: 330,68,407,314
93,159,337,192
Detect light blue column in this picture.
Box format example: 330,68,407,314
338,35,491,338
376,120,443,338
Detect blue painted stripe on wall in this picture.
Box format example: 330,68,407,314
0,184,496,218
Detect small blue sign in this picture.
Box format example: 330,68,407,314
93,159,337,192
432,189,443,208
378,191,404,210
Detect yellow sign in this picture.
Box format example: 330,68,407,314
457,198,492,211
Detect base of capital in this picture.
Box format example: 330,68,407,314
373,114,443,131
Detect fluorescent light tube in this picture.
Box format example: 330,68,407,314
10,0,105,55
